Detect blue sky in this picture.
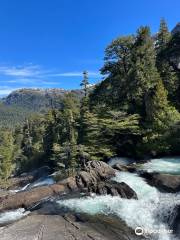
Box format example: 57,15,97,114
0,0,179,96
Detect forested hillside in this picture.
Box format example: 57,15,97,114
0,20,180,181
0,88,83,128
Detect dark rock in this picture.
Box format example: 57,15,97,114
112,163,136,173
91,181,138,199
76,161,116,189
140,172,180,193
28,166,51,179
171,205,180,238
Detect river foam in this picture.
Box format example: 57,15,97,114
141,157,180,175
57,171,180,240
0,208,30,225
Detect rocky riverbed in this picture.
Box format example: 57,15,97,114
0,157,180,240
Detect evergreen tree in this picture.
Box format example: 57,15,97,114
80,71,89,97
165,31,180,108
49,93,80,172
90,36,134,109
155,19,178,104
155,19,171,53
129,26,160,116
143,80,180,154
0,130,15,180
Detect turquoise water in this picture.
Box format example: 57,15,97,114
57,171,180,240
141,157,180,175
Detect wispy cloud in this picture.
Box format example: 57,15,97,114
0,64,101,79
0,65,41,77
49,71,101,78
0,64,101,96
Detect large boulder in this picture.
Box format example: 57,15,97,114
0,184,66,211
140,172,180,193
59,161,116,191
76,161,115,188
91,181,138,199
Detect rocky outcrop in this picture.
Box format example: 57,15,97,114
76,161,116,188
0,161,137,212
140,172,180,193
0,184,66,211
0,213,145,240
112,163,136,173
91,181,137,199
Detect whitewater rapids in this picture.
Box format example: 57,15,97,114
57,170,180,240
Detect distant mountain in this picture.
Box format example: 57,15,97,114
2,88,83,111
0,88,83,128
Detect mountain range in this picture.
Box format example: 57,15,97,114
0,88,83,128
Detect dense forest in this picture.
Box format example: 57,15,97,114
0,19,180,181
0,88,83,128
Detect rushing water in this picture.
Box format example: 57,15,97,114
27,176,55,189
57,158,180,240
140,157,180,175
0,157,180,239
9,176,55,193
0,208,30,226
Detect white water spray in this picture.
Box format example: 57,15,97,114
57,170,180,240
0,208,30,225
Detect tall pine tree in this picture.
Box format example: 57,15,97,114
155,19,178,105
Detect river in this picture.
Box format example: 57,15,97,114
0,157,180,239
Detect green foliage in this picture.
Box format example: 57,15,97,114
90,36,134,110
1,20,180,179
0,88,83,129
140,80,180,155
0,103,33,129
128,26,160,115
80,71,89,97
155,19,179,105
0,129,15,179
90,21,180,158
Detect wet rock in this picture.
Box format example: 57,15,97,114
0,184,66,211
0,161,137,212
0,213,145,240
112,163,136,173
92,181,138,199
140,172,180,193
171,205,180,238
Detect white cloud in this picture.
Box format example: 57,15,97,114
49,71,101,78
0,64,101,79
0,65,41,77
